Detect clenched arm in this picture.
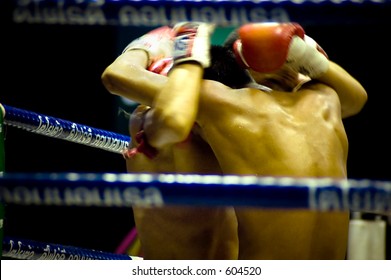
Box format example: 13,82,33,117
316,61,367,118
144,63,204,148
101,49,168,106
143,22,214,149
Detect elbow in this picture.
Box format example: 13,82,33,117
353,86,368,114
101,66,119,96
160,113,194,143
148,109,194,148
359,88,368,109
166,116,194,143
342,88,368,118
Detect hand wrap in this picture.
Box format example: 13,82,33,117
172,22,215,68
123,107,158,160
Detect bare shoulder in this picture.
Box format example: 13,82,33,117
299,80,337,95
200,79,254,103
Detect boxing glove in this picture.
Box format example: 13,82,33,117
123,106,158,160
172,21,215,68
234,22,329,78
122,26,175,67
287,33,329,78
124,129,158,159
148,57,173,76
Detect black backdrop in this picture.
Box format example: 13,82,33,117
1,1,390,256
1,2,135,253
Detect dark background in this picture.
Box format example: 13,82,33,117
1,1,390,257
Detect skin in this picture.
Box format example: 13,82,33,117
126,105,238,260
112,44,242,259
102,35,367,259
0,104,4,118
196,75,350,259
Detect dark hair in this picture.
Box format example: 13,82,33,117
203,45,251,88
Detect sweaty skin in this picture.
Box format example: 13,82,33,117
165,62,366,259
197,78,349,259
102,39,367,259
127,105,238,260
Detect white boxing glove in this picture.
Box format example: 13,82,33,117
122,26,175,67
172,22,215,68
286,34,329,78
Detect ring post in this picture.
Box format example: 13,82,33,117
348,212,386,260
0,104,5,258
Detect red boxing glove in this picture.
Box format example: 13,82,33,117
234,22,329,78
234,22,305,72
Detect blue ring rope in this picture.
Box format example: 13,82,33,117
0,172,390,213
2,105,130,155
2,236,139,260
10,0,391,27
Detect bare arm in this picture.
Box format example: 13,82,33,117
101,49,168,106
144,63,204,148
316,61,367,118
102,26,175,106
142,22,214,149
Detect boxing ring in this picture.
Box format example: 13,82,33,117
3,0,391,261
0,104,389,260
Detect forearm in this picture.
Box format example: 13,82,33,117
144,63,204,148
101,50,168,106
143,22,214,149
316,61,367,118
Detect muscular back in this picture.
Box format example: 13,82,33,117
198,80,348,178
197,80,351,260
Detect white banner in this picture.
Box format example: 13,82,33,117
1,260,391,280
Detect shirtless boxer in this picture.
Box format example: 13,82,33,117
127,105,238,260
108,27,251,259
102,22,367,259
